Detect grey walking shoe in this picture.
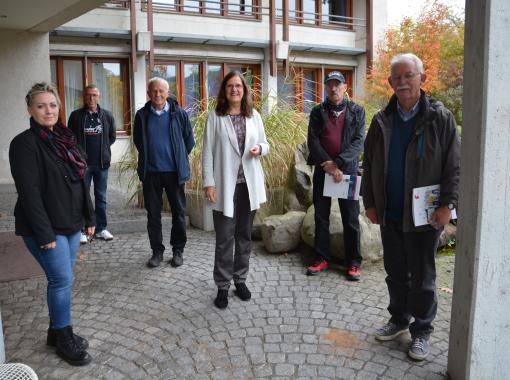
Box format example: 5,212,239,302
374,322,408,341
408,337,430,361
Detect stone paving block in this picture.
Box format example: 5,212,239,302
0,225,455,380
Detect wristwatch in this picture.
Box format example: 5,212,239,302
447,203,455,210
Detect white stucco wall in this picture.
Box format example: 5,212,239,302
0,29,50,183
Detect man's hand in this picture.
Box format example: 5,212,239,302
430,206,451,229
332,168,343,183
321,160,341,176
204,186,216,203
366,207,379,224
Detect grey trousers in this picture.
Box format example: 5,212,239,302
213,183,256,290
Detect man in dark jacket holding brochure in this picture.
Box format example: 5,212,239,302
362,53,460,361
306,71,365,281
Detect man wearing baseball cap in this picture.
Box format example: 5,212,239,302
306,71,365,281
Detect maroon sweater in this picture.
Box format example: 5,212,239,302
319,110,346,159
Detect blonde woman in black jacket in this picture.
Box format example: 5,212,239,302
9,82,95,366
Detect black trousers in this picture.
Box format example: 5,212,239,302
143,171,187,255
212,183,256,290
380,220,441,339
312,168,362,267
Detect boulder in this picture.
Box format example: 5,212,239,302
261,211,306,253
300,200,383,262
283,187,307,213
287,143,313,208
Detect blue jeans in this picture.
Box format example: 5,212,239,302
85,165,109,232
23,232,81,329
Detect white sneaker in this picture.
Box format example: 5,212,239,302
80,233,88,245
95,229,114,241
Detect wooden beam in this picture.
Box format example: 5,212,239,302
269,0,276,76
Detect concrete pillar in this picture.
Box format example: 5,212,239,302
0,29,50,183
133,54,148,111
262,47,278,112
447,0,510,379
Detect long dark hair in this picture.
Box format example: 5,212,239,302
215,71,253,117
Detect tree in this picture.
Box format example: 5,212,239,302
365,1,464,125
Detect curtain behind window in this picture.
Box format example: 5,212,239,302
92,62,124,131
63,60,83,123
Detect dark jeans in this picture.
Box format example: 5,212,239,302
85,165,109,232
23,232,81,328
380,220,441,339
143,171,187,255
312,168,362,267
212,183,256,290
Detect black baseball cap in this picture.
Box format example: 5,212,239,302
324,71,345,84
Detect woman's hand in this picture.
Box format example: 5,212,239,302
204,186,216,203
40,241,56,250
249,144,261,156
85,226,95,237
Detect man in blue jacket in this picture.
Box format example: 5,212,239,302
133,77,195,268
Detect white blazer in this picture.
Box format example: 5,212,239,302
202,109,269,218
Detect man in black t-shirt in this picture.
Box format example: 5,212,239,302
68,84,116,243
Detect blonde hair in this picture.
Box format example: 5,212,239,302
25,82,61,108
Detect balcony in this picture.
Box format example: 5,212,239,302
102,0,366,30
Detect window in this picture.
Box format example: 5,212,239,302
207,64,223,98
152,61,261,114
277,70,296,106
275,0,352,28
182,63,202,114
51,57,130,132
147,0,261,18
276,67,352,112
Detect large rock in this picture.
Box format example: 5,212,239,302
286,143,313,208
300,200,383,262
261,211,306,253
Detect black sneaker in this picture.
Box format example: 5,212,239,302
214,289,229,309
234,283,251,301
147,252,163,268
169,250,183,267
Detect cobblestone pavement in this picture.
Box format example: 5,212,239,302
0,226,455,379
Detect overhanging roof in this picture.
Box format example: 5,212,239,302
52,27,366,56
0,0,106,32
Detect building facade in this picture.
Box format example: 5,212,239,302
47,0,388,164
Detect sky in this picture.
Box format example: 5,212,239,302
387,0,465,26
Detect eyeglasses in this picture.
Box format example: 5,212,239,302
390,72,421,82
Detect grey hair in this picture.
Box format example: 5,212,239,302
148,77,169,91
85,83,100,92
390,53,425,74
25,82,61,108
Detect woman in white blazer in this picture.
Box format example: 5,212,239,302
202,71,269,309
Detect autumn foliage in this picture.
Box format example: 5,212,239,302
365,1,464,124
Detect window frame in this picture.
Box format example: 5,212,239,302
51,56,131,134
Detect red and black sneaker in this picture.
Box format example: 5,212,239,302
346,266,361,281
306,259,329,276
